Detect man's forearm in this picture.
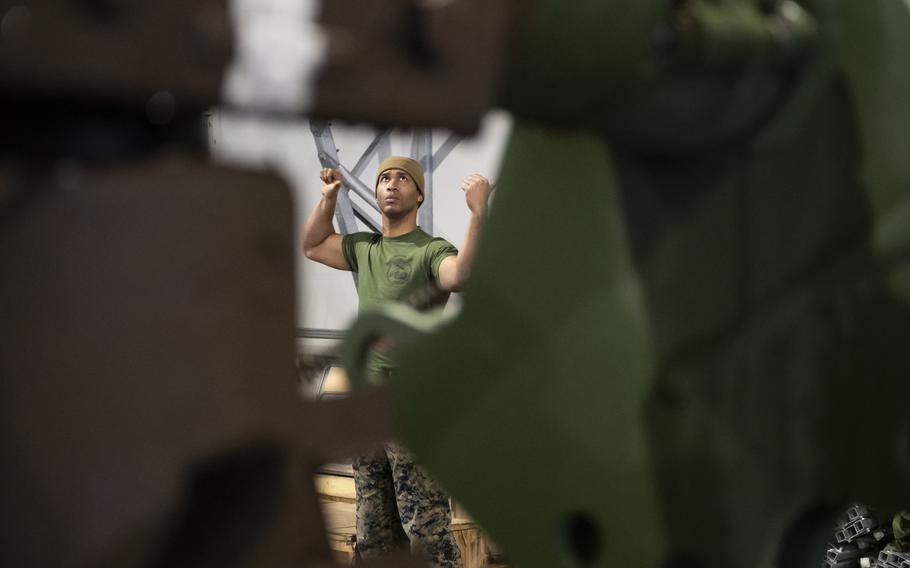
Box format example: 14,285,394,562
454,211,485,286
302,194,338,254
436,174,492,292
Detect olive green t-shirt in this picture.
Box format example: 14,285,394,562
342,228,457,372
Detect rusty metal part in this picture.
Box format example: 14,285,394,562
311,0,523,134
0,0,232,108
0,155,416,567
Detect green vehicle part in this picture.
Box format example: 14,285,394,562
344,0,910,566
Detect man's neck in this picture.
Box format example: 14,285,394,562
381,214,419,237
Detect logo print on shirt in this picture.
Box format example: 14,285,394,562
387,255,412,285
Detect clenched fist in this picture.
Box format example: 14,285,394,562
320,168,343,198
461,174,493,216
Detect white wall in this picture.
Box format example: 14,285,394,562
210,110,513,333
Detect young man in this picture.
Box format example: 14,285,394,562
302,156,492,568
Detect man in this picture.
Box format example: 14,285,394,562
302,155,492,568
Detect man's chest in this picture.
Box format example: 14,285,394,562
361,247,429,295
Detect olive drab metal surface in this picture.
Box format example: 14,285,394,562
343,1,910,567
343,130,666,567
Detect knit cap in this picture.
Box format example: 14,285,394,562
375,156,425,197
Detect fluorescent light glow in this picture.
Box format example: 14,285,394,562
224,0,327,113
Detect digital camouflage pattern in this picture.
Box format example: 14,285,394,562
353,443,462,568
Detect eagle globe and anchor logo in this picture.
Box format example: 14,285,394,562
387,255,413,285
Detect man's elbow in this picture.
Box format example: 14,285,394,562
303,234,326,260
445,271,468,293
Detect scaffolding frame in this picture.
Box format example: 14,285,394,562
309,120,462,236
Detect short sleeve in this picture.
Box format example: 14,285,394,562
341,232,374,272
426,238,458,280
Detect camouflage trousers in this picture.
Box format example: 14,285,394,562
352,442,462,568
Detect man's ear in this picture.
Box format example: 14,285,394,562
417,193,424,203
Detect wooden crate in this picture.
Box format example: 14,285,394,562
320,500,487,567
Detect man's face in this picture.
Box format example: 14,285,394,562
376,168,423,218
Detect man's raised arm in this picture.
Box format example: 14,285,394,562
437,174,494,293
302,168,351,270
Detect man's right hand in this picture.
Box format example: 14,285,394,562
304,167,350,271
320,168,343,198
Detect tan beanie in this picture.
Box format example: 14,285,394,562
375,156,425,198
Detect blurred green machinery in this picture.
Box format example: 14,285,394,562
2,0,908,567
343,1,910,566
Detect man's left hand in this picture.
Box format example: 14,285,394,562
462,174,493,216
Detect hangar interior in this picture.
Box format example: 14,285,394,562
1,1,909,568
